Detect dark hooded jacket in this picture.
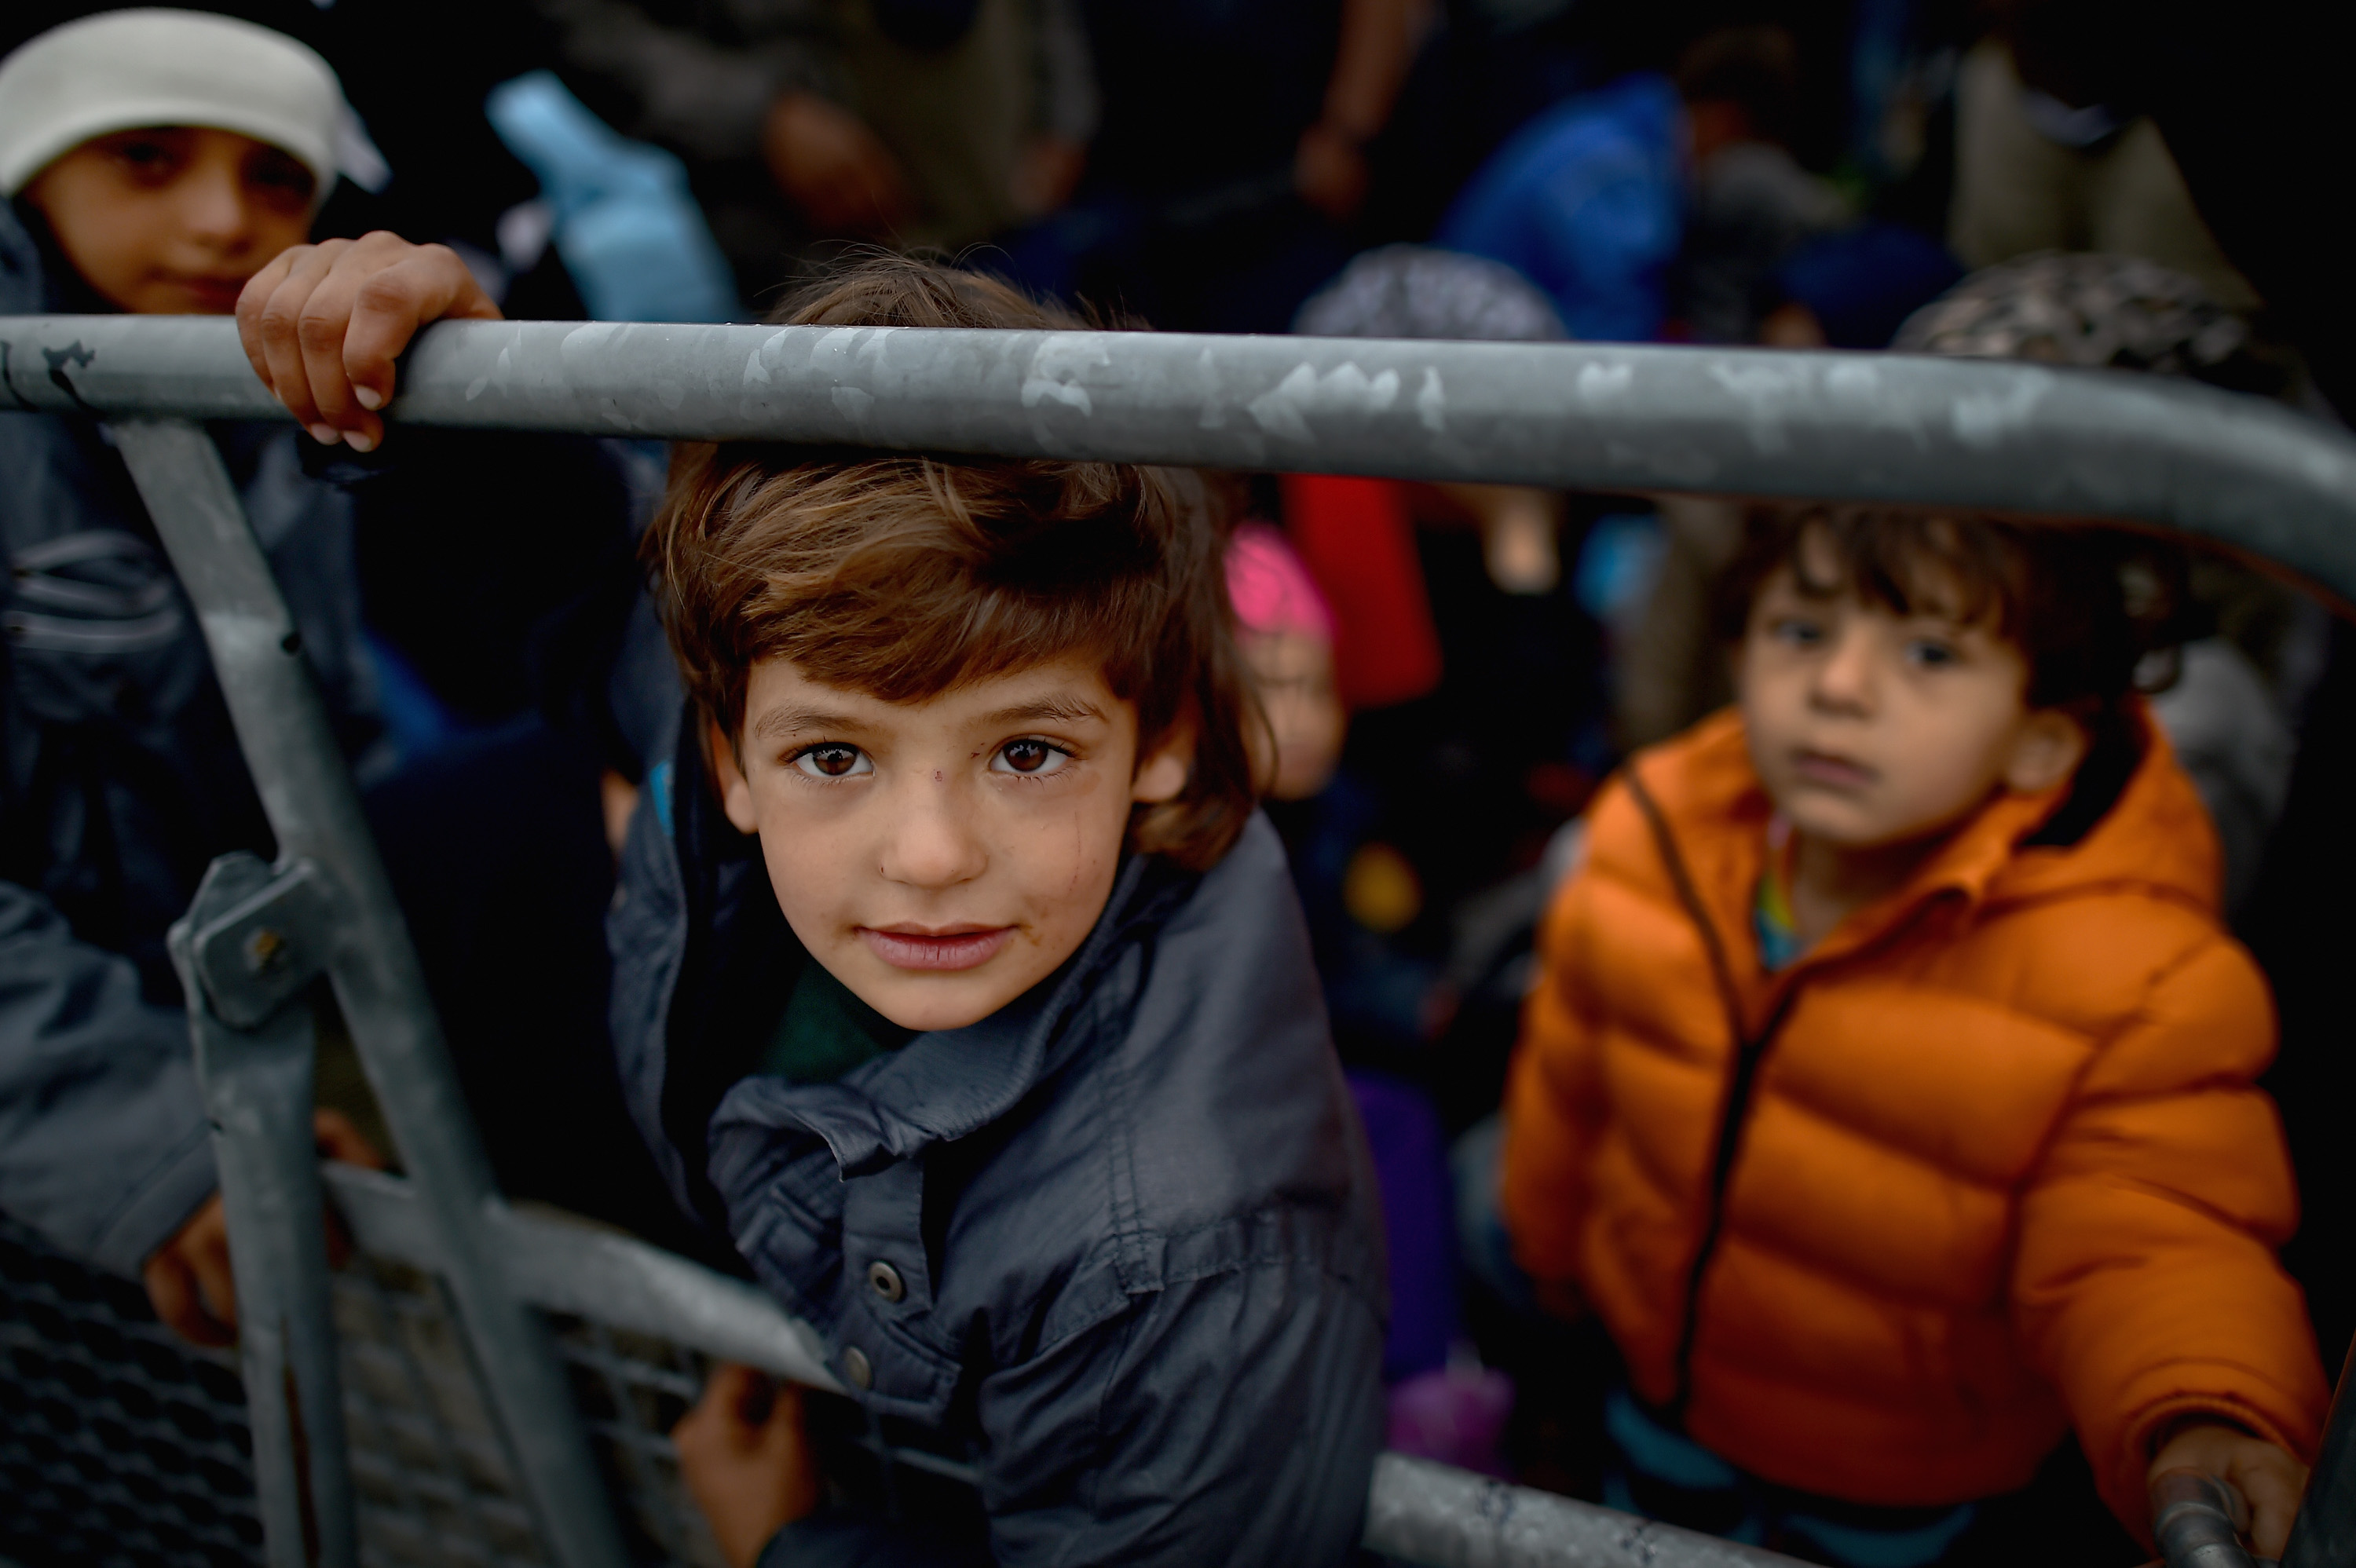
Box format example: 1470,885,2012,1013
0,202,375,1278
608,726,1388,1566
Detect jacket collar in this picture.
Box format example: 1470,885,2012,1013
1626,705,2197,1004
2,197,122,316
717,848,1193,1179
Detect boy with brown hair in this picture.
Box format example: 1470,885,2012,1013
251,248,1386,1566
1502,503,2328,1565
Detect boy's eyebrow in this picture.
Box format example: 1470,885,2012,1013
981,696,1109,727
749,705,869,741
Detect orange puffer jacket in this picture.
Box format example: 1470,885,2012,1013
1503,707,2327,1539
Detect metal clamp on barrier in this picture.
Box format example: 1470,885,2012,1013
169,852,356,1568
181,856,335,1028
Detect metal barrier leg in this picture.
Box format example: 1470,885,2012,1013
170,852,357,1568
115,417,631,1568
2285,1336,2356,1568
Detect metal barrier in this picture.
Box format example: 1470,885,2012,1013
2,315,2353,1568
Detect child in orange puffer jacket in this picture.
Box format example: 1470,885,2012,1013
1502,503,2328,1565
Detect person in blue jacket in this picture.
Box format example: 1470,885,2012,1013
1436,25,1857,347
0,8,388,1337
1436,71,1685,342
0,8,672,1344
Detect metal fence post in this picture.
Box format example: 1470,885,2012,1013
168,851,356,1568
112,417,631,1568
2285,1336,2356,1567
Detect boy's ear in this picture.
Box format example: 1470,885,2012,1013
1131,720,1194,806
2002,709,2090,795
705,719,762,835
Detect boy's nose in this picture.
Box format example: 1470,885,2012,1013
1809,628,1879,711
877,777,987,889
176,162,256,250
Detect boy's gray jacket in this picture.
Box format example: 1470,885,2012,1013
609,745,1388,1567
0,203,371,1275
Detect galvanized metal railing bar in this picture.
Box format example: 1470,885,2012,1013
1367,1455,1806,1568
320,1163,843,1391
108,416,633,1568
7,314,2356,602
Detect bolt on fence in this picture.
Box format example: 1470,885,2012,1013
2,314,2353,1568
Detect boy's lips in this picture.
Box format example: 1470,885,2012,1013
858,924,1015,971
1792,749,1876,790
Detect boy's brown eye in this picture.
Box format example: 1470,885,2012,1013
790,744,870,780
244,147,317,208
993,739,1070,777
104,131,188,185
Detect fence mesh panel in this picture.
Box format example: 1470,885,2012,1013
0,1219,740,1568
0,1216,261,1568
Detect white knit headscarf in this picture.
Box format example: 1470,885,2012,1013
0,9,346,198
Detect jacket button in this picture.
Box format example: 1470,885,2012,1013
841,1346,873,1391
866,1260,905,1303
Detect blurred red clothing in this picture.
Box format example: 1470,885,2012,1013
1280,473,1443,711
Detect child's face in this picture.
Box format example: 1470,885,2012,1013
1737,540,2086,851
22,126,315,313
713,655,1190,1033
1241,631,1344,801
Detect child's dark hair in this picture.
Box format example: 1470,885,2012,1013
1675,25,1803,147
646,257,1257,872
1715,504,2185,718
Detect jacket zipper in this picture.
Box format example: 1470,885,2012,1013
1668,989,1798,1418
1623,770,1949,1418
1623,771,1799,1419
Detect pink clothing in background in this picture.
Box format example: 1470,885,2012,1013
1227,521,1337,643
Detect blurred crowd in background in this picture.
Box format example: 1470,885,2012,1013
3,0,2351,1552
